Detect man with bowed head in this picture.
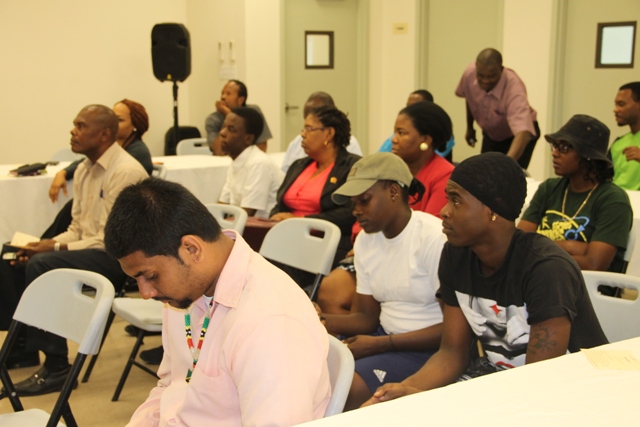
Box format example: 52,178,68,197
364,152,607,406
104,178,330,426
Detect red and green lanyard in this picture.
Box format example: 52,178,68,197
184,298,214,383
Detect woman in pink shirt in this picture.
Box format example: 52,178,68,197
270,106,360,286
317,101,454,314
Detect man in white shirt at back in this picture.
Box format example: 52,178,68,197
281,91,363,173
218,107,283,218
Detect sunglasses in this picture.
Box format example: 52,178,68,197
549,141,573,154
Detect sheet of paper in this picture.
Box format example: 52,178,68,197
583,348,640,370
10,231,40,248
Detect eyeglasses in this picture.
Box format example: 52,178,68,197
301,126,326,134
549,141,573,154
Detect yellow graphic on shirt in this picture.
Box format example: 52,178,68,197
536,209,588,242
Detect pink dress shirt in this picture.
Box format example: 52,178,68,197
455,62,537,141
127,231,331,427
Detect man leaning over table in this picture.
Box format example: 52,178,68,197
105,178,330,426
363,153,607,407
0,105,147,396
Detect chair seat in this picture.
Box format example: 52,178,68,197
112,298,164,332
0,406,66,427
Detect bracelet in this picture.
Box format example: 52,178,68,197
54,242,60,251
388,334,396,351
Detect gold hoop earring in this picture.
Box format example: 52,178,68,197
419,142,429,151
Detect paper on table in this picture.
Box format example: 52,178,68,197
583,348,640,370
9,231,40,248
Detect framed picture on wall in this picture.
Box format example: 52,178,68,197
596,21,636,68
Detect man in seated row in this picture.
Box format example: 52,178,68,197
610,81,640,190
105,178,330,426
206,79,272,155
364,153,607,407
218,106,284,218
280,91,363,173
0,105,148,396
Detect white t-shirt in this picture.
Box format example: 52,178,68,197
355,210,445,334
219,145,284,218
281,135,363,173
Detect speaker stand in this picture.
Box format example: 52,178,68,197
172,81,179,154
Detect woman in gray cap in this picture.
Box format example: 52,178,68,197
518,114,632,273
315,152,445,411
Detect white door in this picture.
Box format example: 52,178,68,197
283,0,363,150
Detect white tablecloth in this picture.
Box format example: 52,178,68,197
0,162,73,243
297,337,640,426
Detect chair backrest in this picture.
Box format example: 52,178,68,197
622,227,636,270
50,147,84,162
176,137,211,156
13,268,115,355
152,163,168,179
205,203,249,234
582,271,640,342
259,217,340,277
325,335,355,417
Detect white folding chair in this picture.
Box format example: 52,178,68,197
621,227,636,274
205,203,249,234
151,164,168,179
324,335,355,417
49,148,84,163
176,138,211,156
259,217,340,301
0,269,115,427
582,271,640,343
110,298,164,401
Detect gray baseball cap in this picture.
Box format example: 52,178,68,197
332,153,413,205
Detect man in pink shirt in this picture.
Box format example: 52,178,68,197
104,178,331,426
456,48,539,169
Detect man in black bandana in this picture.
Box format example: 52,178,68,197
363,152,607,407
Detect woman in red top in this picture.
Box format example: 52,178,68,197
270,106,360,286
318,101,454,314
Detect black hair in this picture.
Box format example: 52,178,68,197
104,178,222,260
399,101,452,152
580,158,614,184
411,89,434,103
230,79,248,105
84,104,118,141
307,91,336,108
477,48,503,67
231,107,264,144
381,179,426,206
619,82,640,102
308,106,351,149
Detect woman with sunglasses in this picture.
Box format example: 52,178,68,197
518,114,632,272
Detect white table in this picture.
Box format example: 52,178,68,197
0,162,73,243
0,152,287,244
298,337,640,426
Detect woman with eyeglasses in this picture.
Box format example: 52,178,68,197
518,114,632,272
270,106,360,282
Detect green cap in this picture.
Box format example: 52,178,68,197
332,153,413,205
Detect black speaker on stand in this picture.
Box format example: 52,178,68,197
151,23,191,155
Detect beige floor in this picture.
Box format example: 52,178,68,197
1,313,161,426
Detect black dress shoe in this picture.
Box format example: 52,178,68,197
5,350,40,370
140,346,164,365
13,366,77,397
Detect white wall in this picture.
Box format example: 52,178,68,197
0,0,187,163
502,0,555,181
367,0,417,154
